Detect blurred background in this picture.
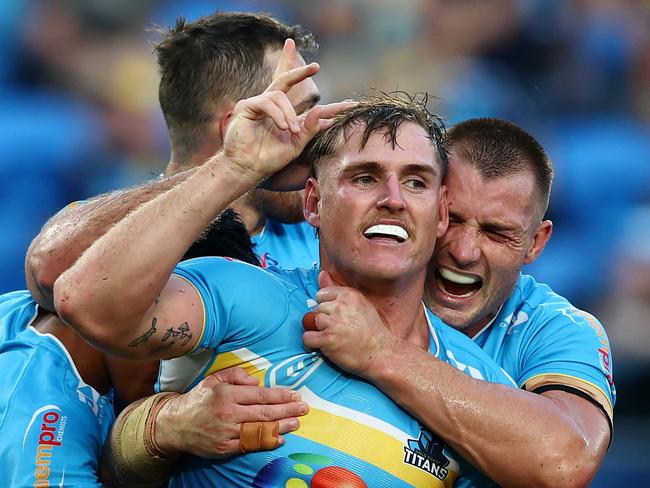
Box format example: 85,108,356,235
1,0,648,483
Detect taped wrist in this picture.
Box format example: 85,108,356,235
107,392,181,486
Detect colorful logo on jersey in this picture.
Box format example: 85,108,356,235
29,406,67,487
259,252,279,269
403,429,450,481
253,452,367,487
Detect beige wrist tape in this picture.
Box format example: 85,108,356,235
110,392,181,485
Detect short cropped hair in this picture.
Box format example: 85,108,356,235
304,92,448,178
154,12,317,161
447,118,553,215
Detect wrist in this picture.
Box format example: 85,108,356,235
151,393,184,457
211,150,267,191
362,335,408,384
358,333,399,380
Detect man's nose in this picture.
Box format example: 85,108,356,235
448,225,481,266
377,175,406,211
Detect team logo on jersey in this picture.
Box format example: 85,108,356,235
267,352,324,389
403,429,450,481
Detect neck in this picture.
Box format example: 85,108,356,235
34,312,111,394
166,137,222,177
230,191,267,236
323,264,430,350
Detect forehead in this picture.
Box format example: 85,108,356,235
446,155,539,226
327,122,438,174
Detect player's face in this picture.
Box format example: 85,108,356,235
307,122,448,286
425,156,546,336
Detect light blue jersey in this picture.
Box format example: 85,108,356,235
0,292,115,488
473,273,615,424
0,290,39,342
160,258,515,487
252,219,319,269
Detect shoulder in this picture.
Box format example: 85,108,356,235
0,290,38,343
507,274,608,343
0,328,113,436
174,256,302,297
426,309,516,386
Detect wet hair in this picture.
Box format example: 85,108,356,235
447,118,553,215
154,12,317,162
182,208,260,266
303,92,448,178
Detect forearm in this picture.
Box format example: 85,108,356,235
54,153,257,344
26,168,196,311
369,340,602,487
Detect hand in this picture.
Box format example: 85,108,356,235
154,366,308,458
223,39,353,185
302,271,399,377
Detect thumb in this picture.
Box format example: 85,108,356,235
318,270,336,289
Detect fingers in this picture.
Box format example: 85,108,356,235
303,330,325,350
209,366,259,386
237,94,298,133
278,417,301,435
318,270,336,288
317,100,358,118
265,62,319,94
300,100,357,137
237,400,309,423
272,39,298,80
234,385,302,406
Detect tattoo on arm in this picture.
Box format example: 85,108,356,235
128,318,157,347
146,322,194,357
160,322,193,346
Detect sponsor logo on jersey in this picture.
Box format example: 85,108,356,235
571,308,615,392
403,429,450,481
29,405,67,487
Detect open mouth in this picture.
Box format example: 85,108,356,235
436,267,482,297
363,224,408,243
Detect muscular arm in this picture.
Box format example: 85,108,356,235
303,274,610,488
54,62,348,358
367,340,610,488
25,168,196,311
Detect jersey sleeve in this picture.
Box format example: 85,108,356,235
518,308,615,424
172,257,298,352
2,367,109,487
433,315,517,388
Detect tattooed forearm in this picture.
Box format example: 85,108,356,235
128,317,158,347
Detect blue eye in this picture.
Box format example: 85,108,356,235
354,175,375,185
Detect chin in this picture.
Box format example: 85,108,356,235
428,305,472,330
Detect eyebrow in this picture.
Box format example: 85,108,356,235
341,161,438,178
